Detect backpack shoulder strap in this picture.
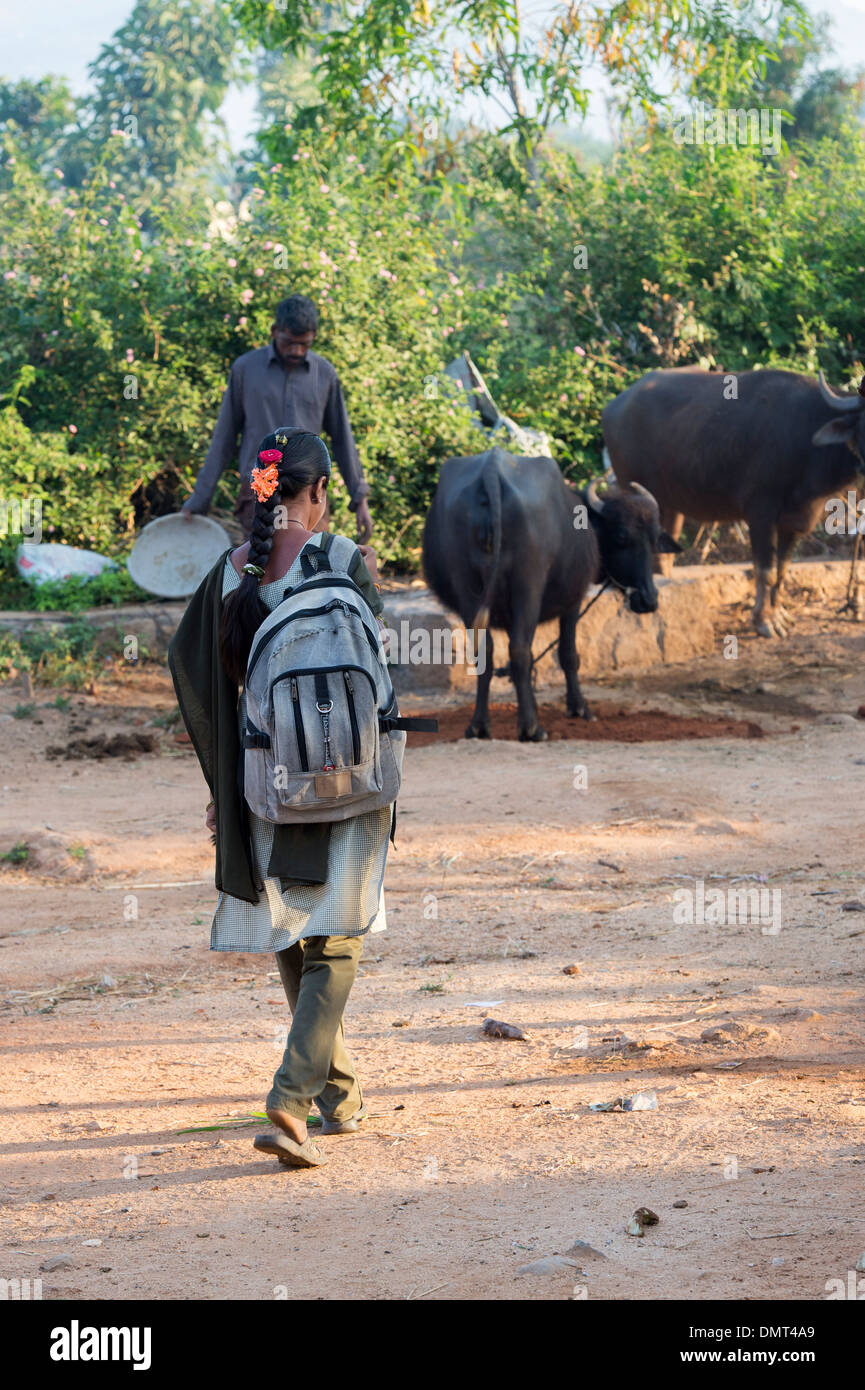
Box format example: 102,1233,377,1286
298,530,339,580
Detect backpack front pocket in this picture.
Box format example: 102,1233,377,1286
270,665,382,809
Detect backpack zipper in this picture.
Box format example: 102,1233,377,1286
343,671,361,764
247,595,380,683
272,664,378,696
289,677,309,772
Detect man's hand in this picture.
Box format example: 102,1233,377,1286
205,801,216,833
357,543,380,585
354,498,373,545
181,501,208,523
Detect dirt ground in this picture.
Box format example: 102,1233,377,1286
1,584,864,1303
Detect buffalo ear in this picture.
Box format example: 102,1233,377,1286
656,531,683,554
812,416,859,447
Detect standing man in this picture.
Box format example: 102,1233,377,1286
181,294,372,542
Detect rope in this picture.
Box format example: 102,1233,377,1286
490,580,614,679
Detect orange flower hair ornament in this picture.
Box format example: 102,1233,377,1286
250,450,282,503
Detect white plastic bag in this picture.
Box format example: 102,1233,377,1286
16,542,117,587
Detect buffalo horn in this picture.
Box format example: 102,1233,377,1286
628,480,660,511
818,370,862,412
586,478,605,513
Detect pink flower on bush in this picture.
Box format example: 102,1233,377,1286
254,267,264,277
240,288,254,304
320,183,330,193
238,316,248,327
574,345,586,356
227,257,237,268
126,349,134,364
68,424,78,434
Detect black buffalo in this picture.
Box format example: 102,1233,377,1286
422,448,680,740
602,367,865,637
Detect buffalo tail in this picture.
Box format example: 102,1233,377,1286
472,452,502,630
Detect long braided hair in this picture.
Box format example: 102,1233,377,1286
219,427,331,685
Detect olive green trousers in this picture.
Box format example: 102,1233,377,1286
266,933,364,1123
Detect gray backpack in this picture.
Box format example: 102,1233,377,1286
241,533,435,823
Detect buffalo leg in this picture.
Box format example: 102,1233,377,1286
769,531,798,631
657,508,684,578
465,628,495,739
559,608,590,719
747,511,781,637
509,600,546,741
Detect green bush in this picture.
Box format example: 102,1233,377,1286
1,120,864,587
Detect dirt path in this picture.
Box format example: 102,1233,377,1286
1,604,864,1302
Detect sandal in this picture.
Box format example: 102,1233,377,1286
253,1131,327,1167
319,1103,367,1136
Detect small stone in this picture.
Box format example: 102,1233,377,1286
99,1267,112,1273
672,1200,688,1209
391,1019,409,1028
41,1255,73,1272
82,1239,102,1247
565,1239,606,1260
855,1252,865,1273
482,1017,527,1041
562,964,581,976
627,1206,660,1237
771,1256,785,1266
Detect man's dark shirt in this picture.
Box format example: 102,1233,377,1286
187,344,369,512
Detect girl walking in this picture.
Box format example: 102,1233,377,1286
169,428,390,1168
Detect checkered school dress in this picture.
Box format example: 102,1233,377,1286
209,551,390,953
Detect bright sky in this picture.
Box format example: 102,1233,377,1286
2,0,865,149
